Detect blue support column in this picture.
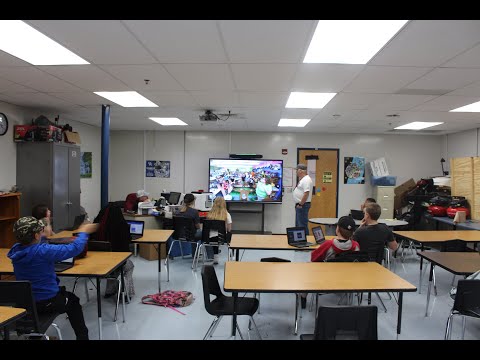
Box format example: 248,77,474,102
101,105,110,209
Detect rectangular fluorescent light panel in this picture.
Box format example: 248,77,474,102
94,91,158,107
304,20,408,64
278,118,311,127
394,122,443,130
0,20,89,65
450,101,480,112
150,117,188,126
286,92,336,109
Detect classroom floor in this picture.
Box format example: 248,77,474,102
49,246,480,340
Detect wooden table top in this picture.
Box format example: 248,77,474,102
0,306,27,327
417,251,480,275
0,248,131,277
229,234,333,250
131,229,173,243
223,261,417,293
393,230,480,242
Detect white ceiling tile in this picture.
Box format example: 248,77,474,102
369,94,438,111
190,91,240,108
0,77,37,93
411,95,480,111
447,81,480,96
41,65,130,92
405,68,480,91
100,64,183,91
370,20,480,67
165,64,234,91
123,20,227,63
237,92,289,107
219,20,314,63
292,64,365,92
443,43,480,68
2,92,74,109
0,67,82,92
46,91,108,106
0,51,31,66
231,64,298,91
324,93,390,110
26,20,157,65
343,66,431,93
141,91,199,107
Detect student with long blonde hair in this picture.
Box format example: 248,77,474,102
206,197,232,264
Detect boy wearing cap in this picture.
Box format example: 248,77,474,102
310,216,360,263
124,189,150,212
8,216,98,340
293,164,313,234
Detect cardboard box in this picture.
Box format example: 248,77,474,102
64,131,81,144
14,125,62,142
394,178,417,210
139,243,166,261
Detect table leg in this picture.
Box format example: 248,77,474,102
294,294,299,335
397,292,403,335
231,292,238,337
96,278,102,340
425,262,434,317
235,249,239,261
418,243,424,294
156,244,161,292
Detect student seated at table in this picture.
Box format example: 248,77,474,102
361,197,376,211
32,203,55,237
354,203,398,251
124,189,150,212
8,216,98,340
310,215,360,263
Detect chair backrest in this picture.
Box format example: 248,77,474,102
93,203,131,252
314,305,378,340
326,250,369,263
355,237,385,264
0,281,40,334
452,279,480,316
441,240,468,252
201,219,227,245
172,216,197,241
201,265,225,316
87,240,112,252
260,257,291,263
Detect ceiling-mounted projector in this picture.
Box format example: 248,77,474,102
199,110,218,122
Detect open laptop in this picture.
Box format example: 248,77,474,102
287,227,314,248
312,226,326,245
64,214,86,231
126,220,145,240
54,257,75,272
350,209,364,221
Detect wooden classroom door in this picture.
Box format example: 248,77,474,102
298,148,339,234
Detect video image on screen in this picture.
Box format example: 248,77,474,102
209,158,283,203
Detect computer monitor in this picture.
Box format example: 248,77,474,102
168,192,181,205
161,192,170,202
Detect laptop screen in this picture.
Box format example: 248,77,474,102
126,220,144,236
350,209,364,221
312,226,325,244
56,257,74,265
286,227,307,244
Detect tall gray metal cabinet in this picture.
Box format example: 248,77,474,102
16,142,80,232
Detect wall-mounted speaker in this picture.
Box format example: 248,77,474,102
229,154,263,159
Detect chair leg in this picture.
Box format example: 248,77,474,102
84,278,90,302
235,323,244,340
50,323,63,340
375,293,388,313
433,267,438,296
113,278,122,322
249,316,262,340
451,274,456,286
445,312,454,340
203,316,222,340
462,316,466,340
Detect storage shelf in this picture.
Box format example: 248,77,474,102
0,216,17,221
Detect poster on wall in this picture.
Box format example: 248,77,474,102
80,152,92,178
344,157,365,184
146,160,170,178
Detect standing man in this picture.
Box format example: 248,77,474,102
293,164,313,234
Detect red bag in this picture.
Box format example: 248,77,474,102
141,290,194,315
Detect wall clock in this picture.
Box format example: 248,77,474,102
0,113,8,136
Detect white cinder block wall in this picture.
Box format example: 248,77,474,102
110,130,443,234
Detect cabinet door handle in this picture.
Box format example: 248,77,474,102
66,202,72,205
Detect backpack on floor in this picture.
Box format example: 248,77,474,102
141,290,194,315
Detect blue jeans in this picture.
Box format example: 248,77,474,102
295,202,311,235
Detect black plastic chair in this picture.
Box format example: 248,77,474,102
0,281,63,340
201,265,261,340
199,219,228,267
300,305,378,340
445,279,480,340
166,216,200,274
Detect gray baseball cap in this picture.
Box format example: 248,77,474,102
295,164,307,171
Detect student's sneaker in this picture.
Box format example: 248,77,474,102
213,254,219,265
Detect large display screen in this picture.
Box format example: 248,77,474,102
209,158,283,203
